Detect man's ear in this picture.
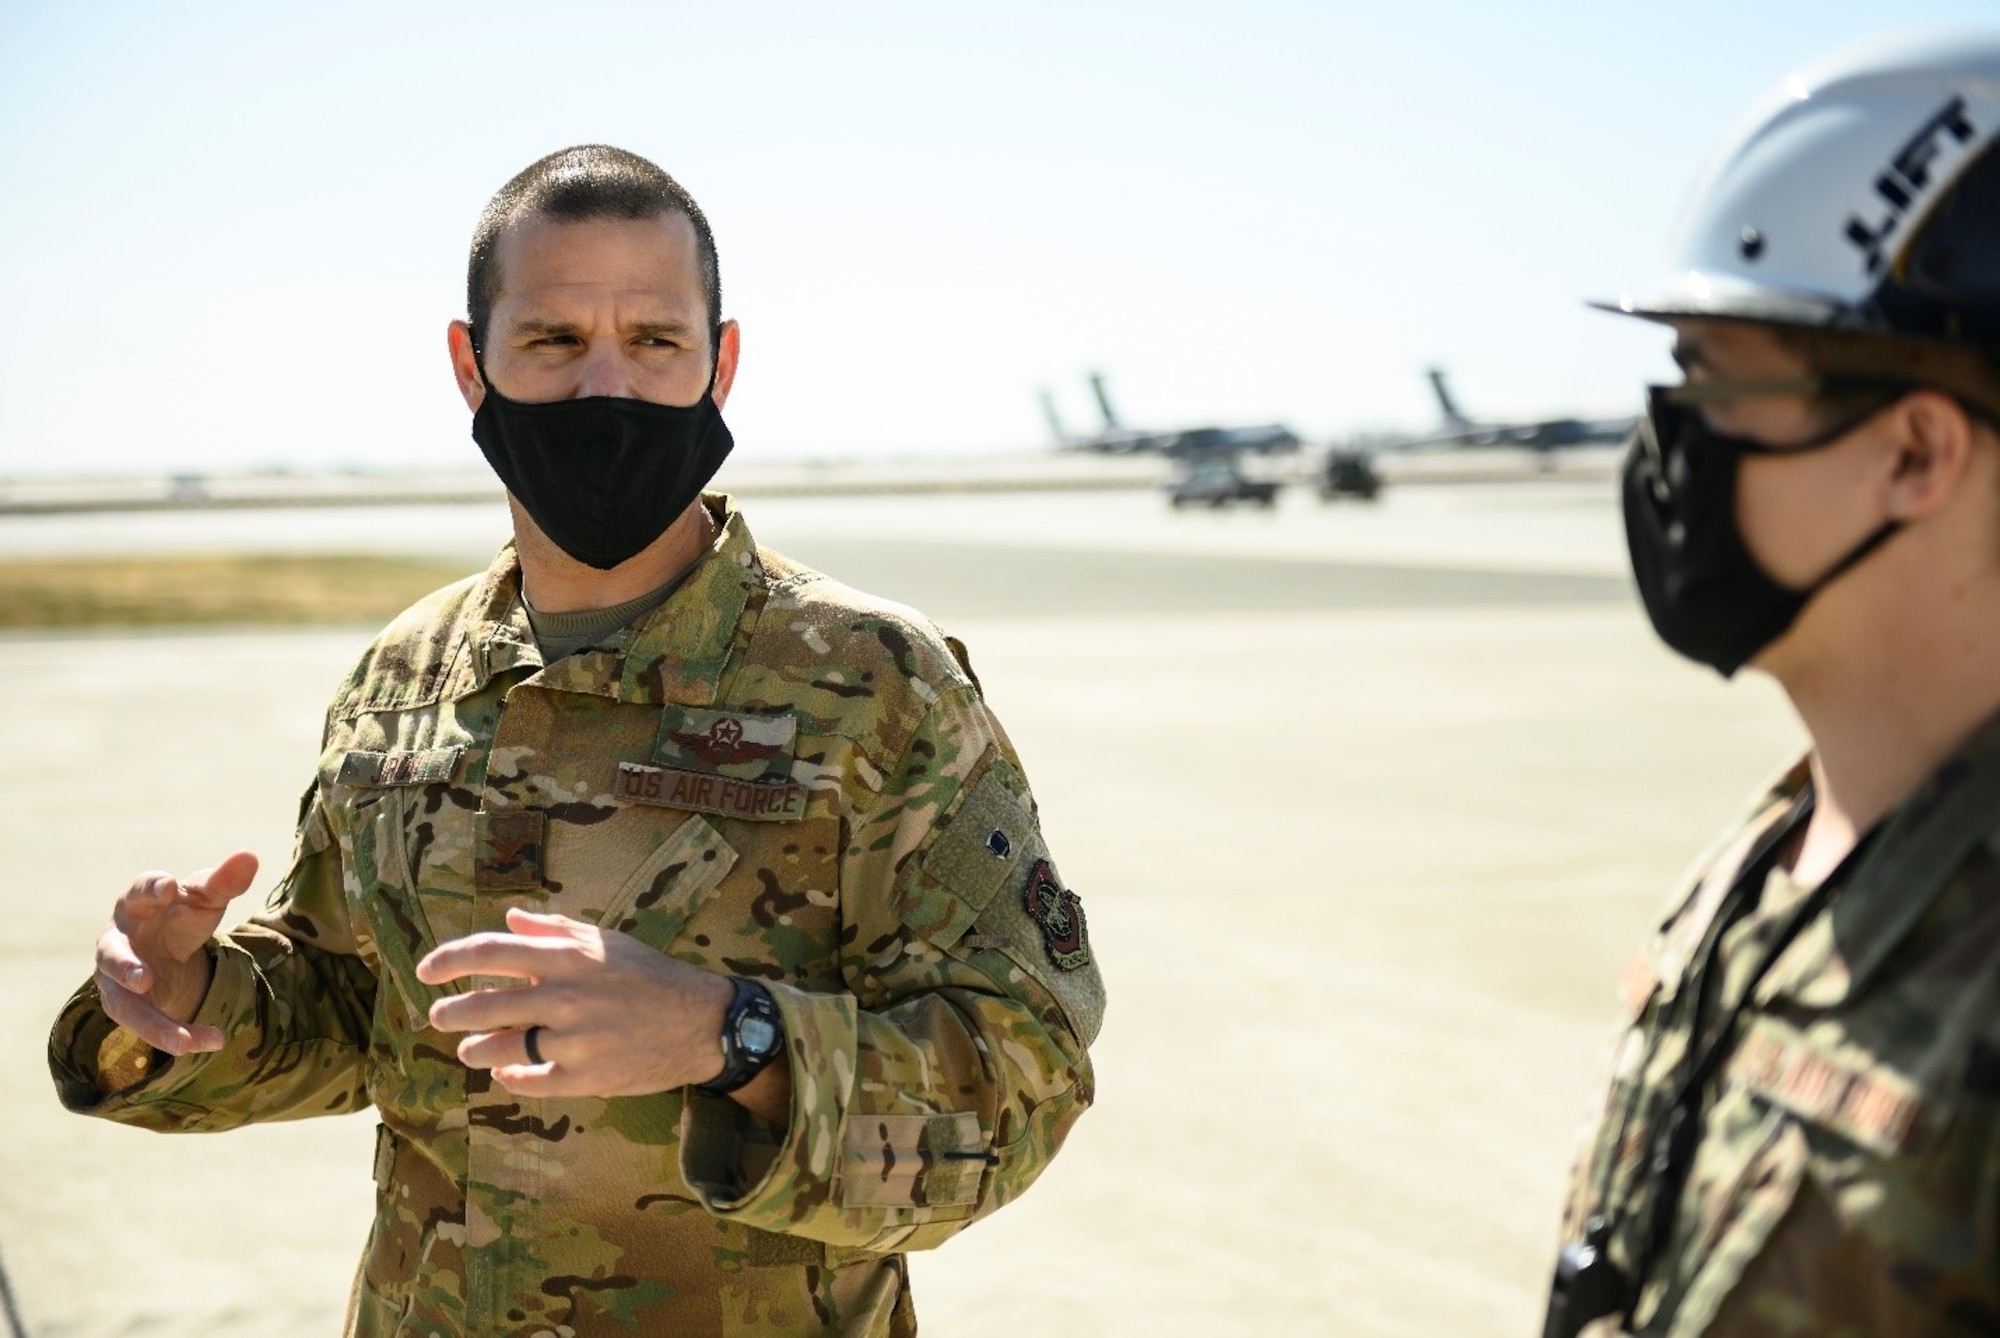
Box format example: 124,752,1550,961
1886,390,1975,521
711,321,741,410
448,320,484,412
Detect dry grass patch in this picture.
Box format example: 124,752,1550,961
0,555,483,628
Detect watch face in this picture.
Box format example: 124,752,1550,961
739,1014,780,1057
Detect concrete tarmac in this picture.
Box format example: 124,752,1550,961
0,484,1801,1336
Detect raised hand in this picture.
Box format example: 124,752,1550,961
94,851,260,1055
418,907,757,1102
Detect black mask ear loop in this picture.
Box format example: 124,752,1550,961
1791,516,1901,597
1733,394,1907,600
1650,386,1907,599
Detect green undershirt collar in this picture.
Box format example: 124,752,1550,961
522,567,694,663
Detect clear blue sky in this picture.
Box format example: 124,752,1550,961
3,0,1997,476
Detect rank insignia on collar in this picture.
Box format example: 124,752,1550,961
475,809,547,891
1023,859,1090,971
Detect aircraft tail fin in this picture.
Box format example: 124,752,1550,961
1426,368,1470,427
1038,389,1070,446
1088,371,1122,430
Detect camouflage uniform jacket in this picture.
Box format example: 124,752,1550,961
50,496,1105,1338
1554,717,2000,1336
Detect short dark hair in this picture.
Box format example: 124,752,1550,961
466,145,721,349
1771,325,2000,429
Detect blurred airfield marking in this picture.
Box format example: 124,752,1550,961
0,482,1626,575
0,483,1800,1335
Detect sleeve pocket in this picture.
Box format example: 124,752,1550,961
837,1110,986,1209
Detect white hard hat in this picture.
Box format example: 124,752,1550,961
1604,29,2000,350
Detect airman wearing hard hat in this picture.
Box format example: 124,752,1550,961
1549,31,2000,1338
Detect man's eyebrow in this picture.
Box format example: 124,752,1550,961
504,316,699,340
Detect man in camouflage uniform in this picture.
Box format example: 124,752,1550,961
49,146,1102,1337
1547,35,2000,1338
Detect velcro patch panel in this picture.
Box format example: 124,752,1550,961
920,765,1033,925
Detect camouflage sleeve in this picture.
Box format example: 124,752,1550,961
680,682,1104,1250
47,779,378,1130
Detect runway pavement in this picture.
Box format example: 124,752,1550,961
0,480,1628,576
0,483,1802,1336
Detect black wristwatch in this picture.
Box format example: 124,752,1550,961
693,977,785,1097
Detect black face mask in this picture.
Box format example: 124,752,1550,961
469,348,734,571
1622,383,1903,678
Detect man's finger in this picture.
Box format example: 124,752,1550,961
179,850,260,910
96,924,150,993
109,878,182,978
114,873,180,926
490,1063,585,1098
428,985,552,1036
503,906,586,938
416,932,574,986
454,1028,556,1073
96,972,224,1055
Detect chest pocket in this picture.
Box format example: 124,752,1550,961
583,814,739,948
342,780,448,1027
1659,1095,1811,1336
1652,1014,1941,1335
335,744,472,1027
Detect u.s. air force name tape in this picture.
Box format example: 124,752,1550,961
616,761,809,823
1728,1016,1925,1155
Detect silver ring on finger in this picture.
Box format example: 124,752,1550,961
523,1025,546,1066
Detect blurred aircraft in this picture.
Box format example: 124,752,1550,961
1167,454,1282,509
1042,372,1301,457
1385,369,1638,451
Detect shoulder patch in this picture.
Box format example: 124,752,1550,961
1022,859,1090,972
961,848,1104,1050
901,757,1105,1047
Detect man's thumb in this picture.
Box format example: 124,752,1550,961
184,850,261,908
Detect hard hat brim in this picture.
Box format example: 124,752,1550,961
1588,291,1850,329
